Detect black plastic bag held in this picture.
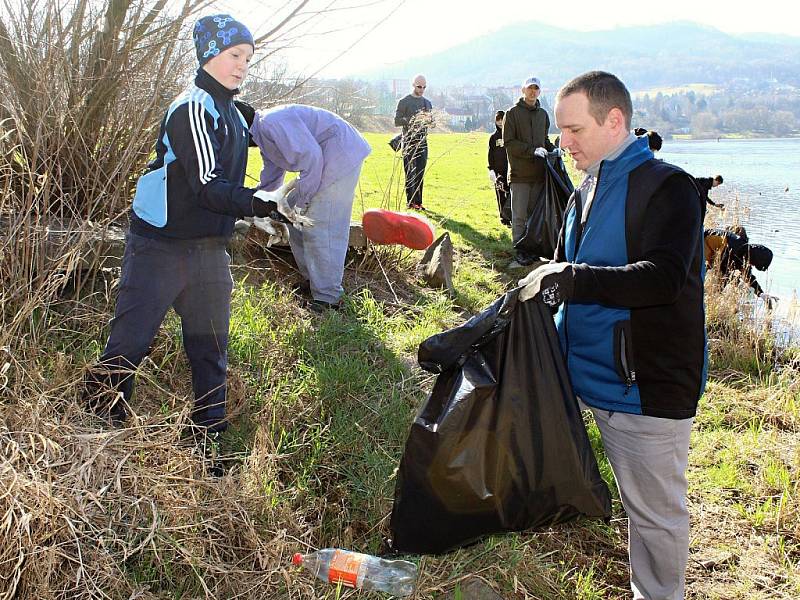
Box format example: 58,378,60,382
389,289,611,555
514,155,574,260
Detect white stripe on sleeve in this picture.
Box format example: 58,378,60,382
187,91,217,185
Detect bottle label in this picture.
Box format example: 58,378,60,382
328,550,365,588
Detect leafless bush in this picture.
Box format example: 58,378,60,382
0,0,206,344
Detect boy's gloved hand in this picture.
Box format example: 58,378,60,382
518,262,575,305
253,179,313,229
488,169,497,183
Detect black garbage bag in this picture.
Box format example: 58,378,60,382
389,288,611,555
388,133,403,152
514,155,574,260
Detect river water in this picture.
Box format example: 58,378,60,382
657,137,800,341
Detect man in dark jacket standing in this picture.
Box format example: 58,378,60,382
695,174,725,209
503,76,556,266
394,75,433,209
518,71,706,600
488,110,511,226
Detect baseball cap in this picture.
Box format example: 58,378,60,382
522,76,541,88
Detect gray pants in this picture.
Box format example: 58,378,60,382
289,165,362,303
583,402,693,600
510,181,545,245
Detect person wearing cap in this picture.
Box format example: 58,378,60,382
394,75,434,209
83,14,294,448
704,227,774,305
502,76,557,266
488,110,511,226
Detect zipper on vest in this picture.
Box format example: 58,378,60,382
620,327,636,391
575,163,603,254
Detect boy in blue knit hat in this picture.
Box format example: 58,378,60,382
84,15,297,463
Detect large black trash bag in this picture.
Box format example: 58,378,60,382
389,288,611,555
514,155,574,260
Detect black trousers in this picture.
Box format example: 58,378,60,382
403,142,428,207
495,175,511,222
85,231,233,431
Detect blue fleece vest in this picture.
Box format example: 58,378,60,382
554,137,654,414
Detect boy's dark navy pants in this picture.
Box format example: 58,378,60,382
87,231,233,431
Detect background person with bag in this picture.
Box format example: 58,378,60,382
488,110,511,226
502,76,557,267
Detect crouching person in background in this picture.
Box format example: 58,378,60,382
238,102,372,312
84,15,291,460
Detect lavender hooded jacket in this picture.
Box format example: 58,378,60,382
250,104,372,209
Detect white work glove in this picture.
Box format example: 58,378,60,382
518,262,575,305
488,169,497,183
252,217,290,247
253,179,314,230
758,292,777,309
533,147,548,158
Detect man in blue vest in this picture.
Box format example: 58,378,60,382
519,71,706,600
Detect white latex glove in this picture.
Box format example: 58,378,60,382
533,147,548,158
252,217,290,247
488,170,497,183
518,262,573,304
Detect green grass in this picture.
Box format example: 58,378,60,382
12,132,799,598
227,132,800,598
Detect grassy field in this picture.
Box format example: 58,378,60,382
2,132,799,599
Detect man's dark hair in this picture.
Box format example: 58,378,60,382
714,174,724,184
556,71,633,129
729,225,748,242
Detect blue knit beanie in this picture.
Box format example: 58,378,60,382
193,14,254,66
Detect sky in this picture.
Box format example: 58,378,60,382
219,0,800,79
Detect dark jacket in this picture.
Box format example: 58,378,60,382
394,94,433,146
502,98,555,184
695,177,721,207
130,69,258,240
487,125,508,179
554,137,707,419
704,228,765,295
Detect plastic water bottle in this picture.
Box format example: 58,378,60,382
292,548,417,596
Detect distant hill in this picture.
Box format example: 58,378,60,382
357,21,800,91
